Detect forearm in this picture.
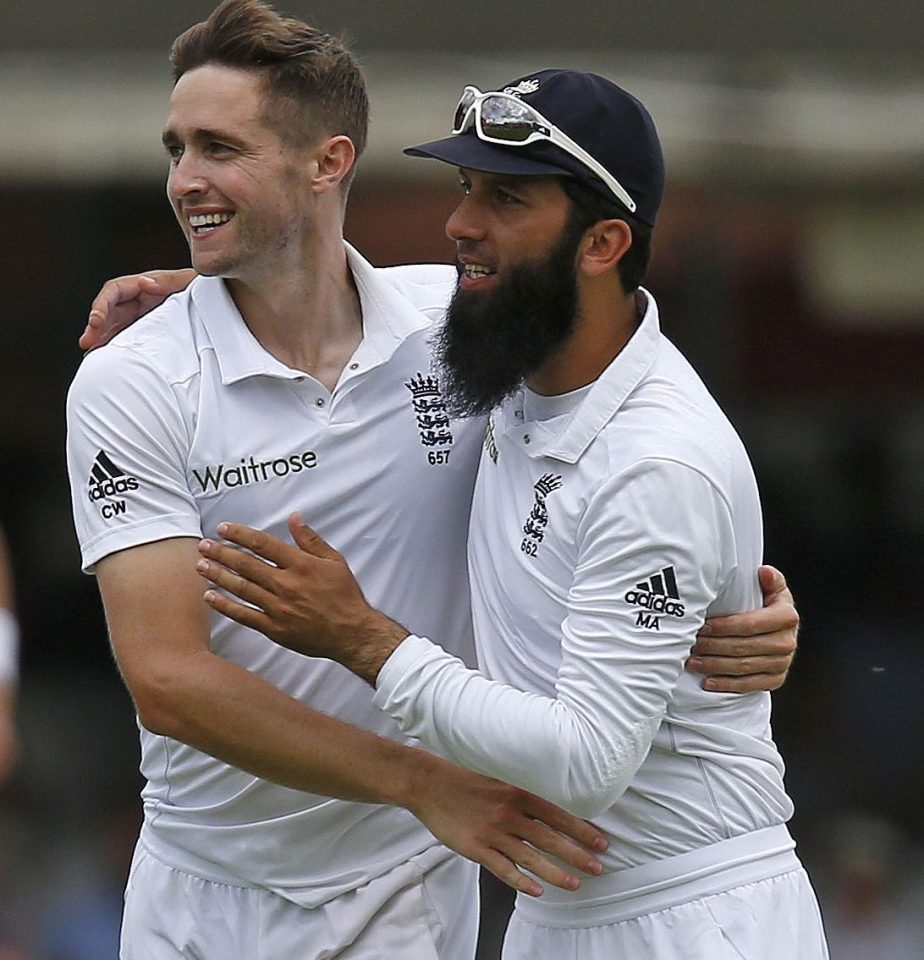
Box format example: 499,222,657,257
133,645,438,809
374,636,658,818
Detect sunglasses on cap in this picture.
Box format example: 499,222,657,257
451,85,637,215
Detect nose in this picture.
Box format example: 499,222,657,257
445,193,486,244
167,150,209,201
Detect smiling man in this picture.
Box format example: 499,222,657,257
191,70,830,958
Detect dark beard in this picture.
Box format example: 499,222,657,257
435,223,584,418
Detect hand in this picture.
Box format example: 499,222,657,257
197,515,406,683
686,565,798,693
408,755,607,898
79,268,197,350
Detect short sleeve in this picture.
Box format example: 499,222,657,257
66,345,202,571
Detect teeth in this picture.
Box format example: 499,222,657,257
464,263,494,278
189,212,234,228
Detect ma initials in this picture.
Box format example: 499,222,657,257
636,612,661,631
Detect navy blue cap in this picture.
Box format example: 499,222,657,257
405,69,665,226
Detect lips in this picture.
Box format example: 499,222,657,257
187,211,235,235
462,262,496,279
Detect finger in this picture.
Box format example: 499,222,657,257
79,310,128,351
202,587,275,634
196,556,277,609
516,818,603,876
701,671,787,694
477,849,544,898
214,522,300,568
689,633,796,658
197,541,284,594
88,276,148,321
521,796,608,854
699,604,799,639
288,513,342,561
686,653,794,677
493,837,580,892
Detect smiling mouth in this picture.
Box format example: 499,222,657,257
461,263,496,279
188,212,234,235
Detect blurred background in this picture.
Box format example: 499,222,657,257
1,1,923,956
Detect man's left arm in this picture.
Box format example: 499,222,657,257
197,521,800,695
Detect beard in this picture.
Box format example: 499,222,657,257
435,221,584,419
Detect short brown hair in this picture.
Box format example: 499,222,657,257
170,0,368,177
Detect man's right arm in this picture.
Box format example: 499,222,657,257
97,535,605,896
80,269,196,350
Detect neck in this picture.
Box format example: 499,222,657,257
226,230,362,391
526,286,642,396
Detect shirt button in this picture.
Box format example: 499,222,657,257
515,410,524,419
315,398,326,408
349,362,359,371
523,434,531,444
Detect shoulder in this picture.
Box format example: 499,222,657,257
374,263,456,316
71,287,203,398
608,337,748,481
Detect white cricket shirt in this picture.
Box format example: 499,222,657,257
66,246,483,907
374,290,796,918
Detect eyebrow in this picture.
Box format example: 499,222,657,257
161,126,244,148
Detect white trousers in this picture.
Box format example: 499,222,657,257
120,842,479,960
502,867,829,960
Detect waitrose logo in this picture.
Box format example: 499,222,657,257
193,450,318,492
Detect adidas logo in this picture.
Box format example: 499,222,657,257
87,450,138,502
625,566,686,618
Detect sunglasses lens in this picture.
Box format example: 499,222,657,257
479,96,538,143
452,89,478,133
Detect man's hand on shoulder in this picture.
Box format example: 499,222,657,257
80,268,197,351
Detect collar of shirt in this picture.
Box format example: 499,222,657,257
501,288,661,464
189,243,433,386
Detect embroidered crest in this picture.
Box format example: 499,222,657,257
519,473,562,557
405,373,453,462
503,79,540,97
484,416,498,464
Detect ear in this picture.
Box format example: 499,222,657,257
310,135,357,195
577,218,633,278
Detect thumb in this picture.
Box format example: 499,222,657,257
757,564,786,601
137,275,163,292
288,512,341,560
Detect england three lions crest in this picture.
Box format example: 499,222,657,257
405,373,453,465
520,473,562,557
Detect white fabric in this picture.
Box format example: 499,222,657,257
0,608,18,682
120,841,479,960
374,290,825,947
503,866,829,960
66,245,485,909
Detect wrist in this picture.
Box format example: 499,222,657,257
342,612,409,686
0,609,19,684
388,743,444,814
